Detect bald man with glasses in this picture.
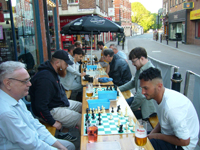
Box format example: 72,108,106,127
0,61,75,150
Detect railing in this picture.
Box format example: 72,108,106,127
148,56,179,89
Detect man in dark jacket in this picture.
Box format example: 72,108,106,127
29,50,82,141
103,49,132,86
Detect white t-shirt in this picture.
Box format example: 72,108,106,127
155,88,199,150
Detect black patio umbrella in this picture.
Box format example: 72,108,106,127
60,15,124,56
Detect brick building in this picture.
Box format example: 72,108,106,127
162,0,200,45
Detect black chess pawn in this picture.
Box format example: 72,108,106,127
117,105,121,112
111,107,114,113
106,86,109,90
92,113,95,119
99,119,102,125
118,125,123,133
110,86,113,90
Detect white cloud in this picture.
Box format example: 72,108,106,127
130,0,162,13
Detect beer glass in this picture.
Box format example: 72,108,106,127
135,120,147,150
86,82,93,97
87,125,98,143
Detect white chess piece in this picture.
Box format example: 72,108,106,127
117,119,120,127
125,106,128,117
109,114,113,120
132,125,135,132
90,108,92,114
125,123,128,130
120,111,123,117
129,119,133,127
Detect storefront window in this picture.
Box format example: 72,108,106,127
68,0,79,4
13,0,37,74
47,6,56,53
0,1,15,63
196,21,200,38
169,23,182,39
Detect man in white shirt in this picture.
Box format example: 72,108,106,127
0,61,75,150
139,67,199,150
60,48,86,101
68,45,75,61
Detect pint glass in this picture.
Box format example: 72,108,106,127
87,125,98,143
135,120,147,150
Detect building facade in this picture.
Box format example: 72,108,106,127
0,0,61,75
113,0,132,37
162,0,200,45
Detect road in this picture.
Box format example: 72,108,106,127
124,33,200,99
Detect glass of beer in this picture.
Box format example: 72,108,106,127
86,83,93,97
135,120,147,150
87,125,98,143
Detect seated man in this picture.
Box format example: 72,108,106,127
97,41,109,68
139,67,199,150
0,61,75,150
119,47,156,120
68,44,75,61
29,50,82,141
109,44,127,62
74,41,82,48
103,49,132,86
60,48,86,101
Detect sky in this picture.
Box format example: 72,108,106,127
129,0,162,13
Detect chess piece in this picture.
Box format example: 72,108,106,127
125,123,128,130
124,106,128,117
129,119,133,127
92,113,95,119
110,86,113,90
106,86,109,90
99,119,102,125
117,105,120,112
111,107,114,113
117,119,120,127
95,109,98,114
120,111,123,117
118,125,123,133
109,114,113,120
128,116,131,122
85,126,87,134
90,108,92,114
102,107,106,113
132,125,135,132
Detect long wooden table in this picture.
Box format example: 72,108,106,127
81,87,154,150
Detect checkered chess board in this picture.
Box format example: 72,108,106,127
86,87,121,98
84,112,135,135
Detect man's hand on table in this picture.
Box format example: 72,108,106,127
53,121,62,130
81,72,86,76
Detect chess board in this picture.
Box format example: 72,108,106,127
86,70,107,76
86,87,121,98
84,112,135,135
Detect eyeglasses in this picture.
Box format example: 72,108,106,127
9,77,31,84
132,58,139,64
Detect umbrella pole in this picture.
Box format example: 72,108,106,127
91,31,93,64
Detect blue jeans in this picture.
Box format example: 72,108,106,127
126,96,134,106
150,139,184,150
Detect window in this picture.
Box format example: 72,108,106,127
170,0,172,7
68,0,79,4
182,0,185,2
196,21,200,38
175,0,178,5
58,0,61,5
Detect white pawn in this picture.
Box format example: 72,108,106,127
117,119,120,127
90,108,92,114
128,116,131,122
125,123,128,130
120,111,123,117
129,119,133,127
132,125,135,132
109,114,113,120
102,108,106,113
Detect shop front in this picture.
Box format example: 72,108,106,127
190,9,200,39
168,9,187,42
0,0,60,75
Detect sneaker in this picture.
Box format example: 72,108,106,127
57,132,77,142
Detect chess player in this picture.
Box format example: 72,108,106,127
97,41,109,69
109,44,127,62
29,50,82,140
103,49,132,86
0,61,75,150
60,48,85,101
119,47,156,120
68,45,75,61
139,67,199,150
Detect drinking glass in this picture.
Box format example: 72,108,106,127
86,83,93,97
87,125,98,143
135,120,147,150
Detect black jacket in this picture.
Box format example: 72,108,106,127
29,61,69,126
108,54,132,86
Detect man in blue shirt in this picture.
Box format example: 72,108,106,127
109,44,127,62
0,61,75,150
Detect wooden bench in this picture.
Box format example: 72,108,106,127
148,115,159,129
39,120,57,136
65,90,72,99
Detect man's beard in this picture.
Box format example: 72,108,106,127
57,68,67,77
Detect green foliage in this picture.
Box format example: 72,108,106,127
131,2,160,32
151,13,162,30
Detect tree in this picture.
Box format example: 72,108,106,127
131,2,154,32
151,13,162,30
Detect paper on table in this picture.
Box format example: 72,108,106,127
87,141,121,150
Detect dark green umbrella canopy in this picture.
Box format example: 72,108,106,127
61,15,124,34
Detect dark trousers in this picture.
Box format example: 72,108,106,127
150,139,184,150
